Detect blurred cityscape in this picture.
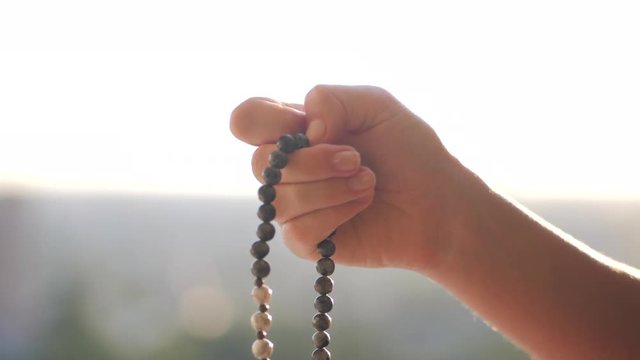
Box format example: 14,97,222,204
0,194,638,359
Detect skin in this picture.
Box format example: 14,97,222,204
230,85,640,359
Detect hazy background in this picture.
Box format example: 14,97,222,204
1,1,639,359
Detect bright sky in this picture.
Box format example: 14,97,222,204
1,1,639,199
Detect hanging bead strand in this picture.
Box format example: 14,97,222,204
311,230,336,360
251,133,310,360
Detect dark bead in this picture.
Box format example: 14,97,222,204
262,167,282,185
268,150,289,169
317,239,336,258
312,331,330,348
314,295,333,313
254,278,263,287
257,331,267,339
259,303,269,313
294,133,310,148
314,276,333,295
257,222,275,241
312,347,331,360
251,259,270,278
312,313,331,331
316,258,335,276
250,241,270,259
276,134,298,153
258,185,276,204
257,204,276,222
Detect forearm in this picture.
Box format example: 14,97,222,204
426,162,640,359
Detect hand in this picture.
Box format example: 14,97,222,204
232,85,640,359
230,85,464,273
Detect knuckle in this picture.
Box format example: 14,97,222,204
305,84,334,106
363,85,392,100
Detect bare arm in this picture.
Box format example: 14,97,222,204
429,162,640,359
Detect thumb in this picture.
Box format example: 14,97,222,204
303,85,407,145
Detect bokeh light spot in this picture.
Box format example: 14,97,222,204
178,286,233,339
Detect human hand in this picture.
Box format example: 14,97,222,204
230,85,466,273
232,85,640,359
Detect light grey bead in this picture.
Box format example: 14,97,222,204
250,311,272,332
251,338,274,359
252,285,272,305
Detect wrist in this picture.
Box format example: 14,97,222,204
416,155,496,279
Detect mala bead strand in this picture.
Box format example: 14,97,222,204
312,230,336,360
251,133,322,360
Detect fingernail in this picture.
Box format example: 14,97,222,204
306,119,325,144
347,169,374,191
333,150,360,171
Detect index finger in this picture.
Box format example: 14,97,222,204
230,97,307,146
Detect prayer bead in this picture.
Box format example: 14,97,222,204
251,311,272,332
314,295,333,313
316,258,335,276
257,223,275,241
268,150,288,169
314,276,333,295
251,241,270,259
312,313,331,331
251,339,274,359
318,239,336,258
262,167,282,185
312,331,330,348
276,134,297,153
252,259,270,278
294,133,310,148
312,347,331,360
257,204,276,222
258,185,276,204
252,285,272,305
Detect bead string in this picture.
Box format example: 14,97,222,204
250,133,337,360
